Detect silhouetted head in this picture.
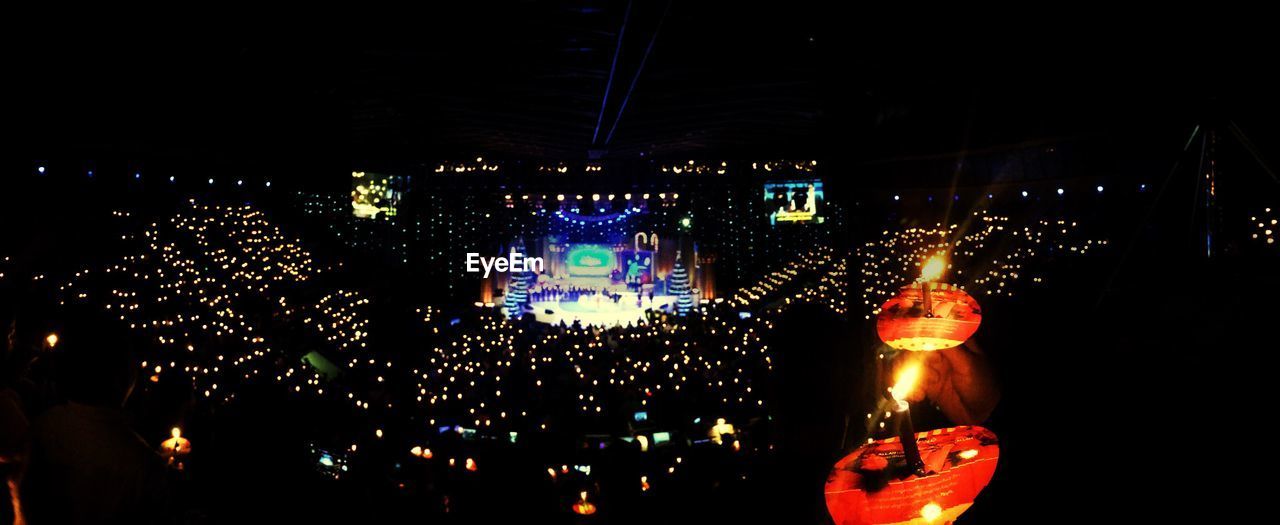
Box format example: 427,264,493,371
56,315,137,407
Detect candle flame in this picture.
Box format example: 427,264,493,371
921,502,943,522
579,491,589,502
919,255,946,282
170,427,182,439
45,333,59,347
890,362,923,403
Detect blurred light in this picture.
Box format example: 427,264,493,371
1096,185,1104,193
1056,188,1064,196
921,503,943,522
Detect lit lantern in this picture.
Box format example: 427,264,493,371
876,256,981,351
825,426,998,525
709,417,736,445
572,491,597,515
159,427,192,469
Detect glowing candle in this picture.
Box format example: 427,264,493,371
572,491,597,515
890,362,926,476
917,255,946,317
160,427,192,469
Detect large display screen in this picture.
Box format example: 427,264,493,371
619,250,654,285
565,244,616,277
764,180,823,224
351,171,404,220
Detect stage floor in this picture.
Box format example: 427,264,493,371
505,293,676,327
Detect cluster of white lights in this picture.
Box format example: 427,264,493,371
51,201,373,404
435,157,500,174
660,160,728,175
1252,207,1278,246
858,210,1107,317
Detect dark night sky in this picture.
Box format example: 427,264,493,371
8,6,1279,180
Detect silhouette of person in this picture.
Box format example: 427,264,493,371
20,320,171,524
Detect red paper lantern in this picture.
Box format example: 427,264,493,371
876,282,981,351
825,426,999,525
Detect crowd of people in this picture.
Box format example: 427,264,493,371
0,201,852,523
528,285,640,307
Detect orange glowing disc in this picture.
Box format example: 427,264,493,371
825,426,999,525
876,283,981,351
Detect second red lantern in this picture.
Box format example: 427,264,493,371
876,282,981,351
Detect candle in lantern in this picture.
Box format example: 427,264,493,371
877,253,981,352
572,490,597,515
890,362,926,476
917,255,946,317
160,427,191,469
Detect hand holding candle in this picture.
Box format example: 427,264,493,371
888,340,1000,425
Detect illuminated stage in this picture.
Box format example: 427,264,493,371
508,293,677,327
492,202,703,326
